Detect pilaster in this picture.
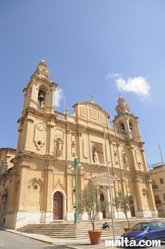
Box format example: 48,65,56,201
134,177,143,211
18,165,29,210
47,121,55,155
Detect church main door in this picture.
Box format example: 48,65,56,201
53,191,63,220
129,199,135,217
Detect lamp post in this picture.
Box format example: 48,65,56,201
68,156,83,223
158,144,165,172
103,126,115,241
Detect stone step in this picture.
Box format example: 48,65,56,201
17,217,165,239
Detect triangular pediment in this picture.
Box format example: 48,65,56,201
91,172,115,186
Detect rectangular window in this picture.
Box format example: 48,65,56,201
160,178,164,184
163,194,165,200
152,181,158,189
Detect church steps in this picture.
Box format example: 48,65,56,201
17,218,165,239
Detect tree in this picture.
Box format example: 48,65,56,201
113,191,134,227
79,181,109,231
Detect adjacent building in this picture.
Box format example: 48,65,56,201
0,59,158,229
150,163,165,217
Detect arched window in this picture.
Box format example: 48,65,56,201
120,123,125,133
129,122,133,133
38,90,45,106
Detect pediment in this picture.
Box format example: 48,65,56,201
91,172,115,186
72,101,110,126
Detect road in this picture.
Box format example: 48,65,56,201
0,230,72,249
0,229,165,249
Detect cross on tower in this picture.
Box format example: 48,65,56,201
89,94,93,101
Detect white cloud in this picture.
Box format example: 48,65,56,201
105,73,121,80
106,73,151,100
55,87,64,107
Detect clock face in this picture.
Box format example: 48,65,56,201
37,123,44,131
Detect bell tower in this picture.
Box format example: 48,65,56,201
22,58,57,115
17,59,58,153
112,95,148,172
113,95,142,142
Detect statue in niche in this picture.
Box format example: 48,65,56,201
93,150,100,164
122,151,129,168
56,139,63,157
57,140,63,151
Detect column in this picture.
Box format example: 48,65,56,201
121,177,127,195
134,178,143,212
147,179,157,213
46,164,53,211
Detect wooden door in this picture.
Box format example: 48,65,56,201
53,191,63,220
129,199,135,217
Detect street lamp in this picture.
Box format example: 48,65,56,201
68,156,83,223
103,126,115,241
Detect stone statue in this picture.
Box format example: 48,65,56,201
57,140,62,151
122,151,129,168
93,150,100,163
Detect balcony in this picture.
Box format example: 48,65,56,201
155,200,161,204
152,184,158,189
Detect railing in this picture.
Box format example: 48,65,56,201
155,200,161,204
148,162,162,170
152,184,158,189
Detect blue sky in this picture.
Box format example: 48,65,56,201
0,1,165,166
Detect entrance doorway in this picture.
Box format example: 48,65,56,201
129,199,135,217
53,191,63,220
100,193,106,218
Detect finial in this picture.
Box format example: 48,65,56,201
116,95,130,114
39,57,47,66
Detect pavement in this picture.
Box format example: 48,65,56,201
0,223,119,249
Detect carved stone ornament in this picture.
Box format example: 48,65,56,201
115,95,130,114
34,58,50,78
34,124,45,150
35,140,44,150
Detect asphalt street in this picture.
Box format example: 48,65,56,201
0,224,165,249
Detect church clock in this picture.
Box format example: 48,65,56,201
37,123,44,131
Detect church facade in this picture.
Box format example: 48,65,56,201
0,59,158,229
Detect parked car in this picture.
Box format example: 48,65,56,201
121,221,165,245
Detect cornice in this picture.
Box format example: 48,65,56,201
113,112,139,122
26,75,58,90
0,147,16,153
17,107,56,124
0,167,13,182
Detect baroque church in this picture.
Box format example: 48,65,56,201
0,59,158,229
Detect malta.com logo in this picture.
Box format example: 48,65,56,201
105,238,161,247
